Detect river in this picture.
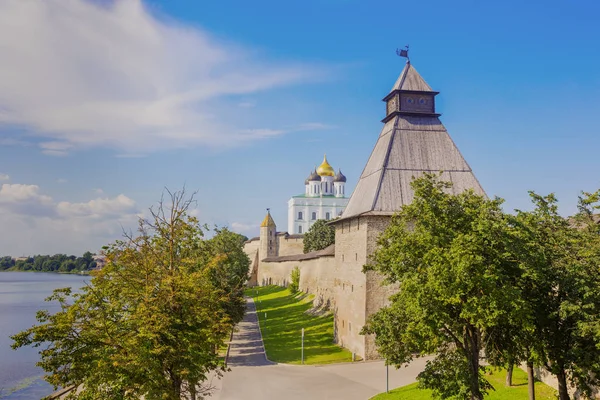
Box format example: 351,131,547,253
0,272,89,399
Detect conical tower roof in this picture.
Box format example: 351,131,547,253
260,210,276,227
389,62,435,93
340,62,485,220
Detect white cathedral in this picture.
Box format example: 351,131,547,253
287,155,349,234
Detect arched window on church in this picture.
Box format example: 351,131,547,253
311,212,316,220
326,212,330,220
298,211,303,220
298,225,303,234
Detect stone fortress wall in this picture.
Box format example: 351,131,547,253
243,214,394,360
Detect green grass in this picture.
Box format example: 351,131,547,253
247,286,354,365
370,367,557,399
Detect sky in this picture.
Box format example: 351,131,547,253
0,0,599,256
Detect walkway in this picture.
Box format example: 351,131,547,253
226,296,272,367
211,297,431,400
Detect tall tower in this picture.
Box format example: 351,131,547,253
332,59,485,360
259,209,277,260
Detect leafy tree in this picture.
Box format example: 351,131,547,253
303,219,335,253
81,251,94,265
361,174,526,400
289,266,300,293
509,191,600,400
202,227,251,325
12,190,238,400
0,256,14,270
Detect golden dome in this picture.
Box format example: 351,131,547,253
316,154,335,177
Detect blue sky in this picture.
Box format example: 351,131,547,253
0,0,599,255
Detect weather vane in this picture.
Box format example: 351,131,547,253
396,45,410,62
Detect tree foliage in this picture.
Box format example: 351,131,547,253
11,190,249,400
507,191,600,400
0,251,97,273
362,174,523,400
289,266,300,294
303,219,335,253
362,174,600,400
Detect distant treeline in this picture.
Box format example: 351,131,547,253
0,251,98,273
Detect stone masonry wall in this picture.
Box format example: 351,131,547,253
364,215,397,360
277,237,304,256
333,217,369,359
243,240,260,286
257,256,336,303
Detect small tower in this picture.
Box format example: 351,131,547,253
316,154,335,196
333,169,347,198
259,209,277,260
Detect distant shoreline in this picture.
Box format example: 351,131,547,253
0,270,92,275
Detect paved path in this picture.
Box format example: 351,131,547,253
210,298,431,400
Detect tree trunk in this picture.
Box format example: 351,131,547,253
556,369,570,400
466,326,483,400
506,362,514,387
190,382,197,400
527,360,536,400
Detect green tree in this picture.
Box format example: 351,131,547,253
362,174,525,400
0,256,14,270
303,219,335,253
203,227,251,325
12,190,234,400
289,266,300,293
510,191,600,400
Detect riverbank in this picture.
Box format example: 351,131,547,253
0,269,92,275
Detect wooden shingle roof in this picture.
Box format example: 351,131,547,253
390,62,434,92
339,63,485,221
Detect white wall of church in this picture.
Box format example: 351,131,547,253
288,197,348,234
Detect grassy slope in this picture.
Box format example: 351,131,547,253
371,367,557,400
247,286,353,365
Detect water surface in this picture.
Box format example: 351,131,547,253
0,272,88,399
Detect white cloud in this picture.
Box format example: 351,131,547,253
0,0,325,155
0,173,9,181
57,194,136,218
0,183,55,217
0,181,140,255
231,222,259,237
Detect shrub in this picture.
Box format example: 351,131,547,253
290,266,300,293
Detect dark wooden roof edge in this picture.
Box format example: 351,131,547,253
245,233,303,244
262,244,335,263
382,89,439,102
329,211,395,225
382,111,441,123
